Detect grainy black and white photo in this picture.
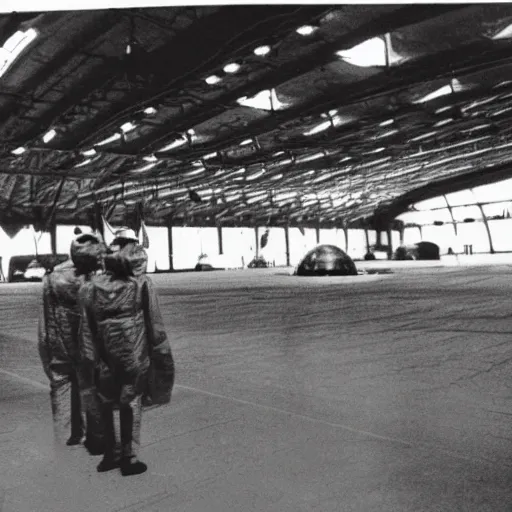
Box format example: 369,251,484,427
0,2,512,511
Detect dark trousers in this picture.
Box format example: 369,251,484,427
100,396,142,459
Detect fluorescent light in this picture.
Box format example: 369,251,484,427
0,28,38,79
296,25,317,36
246,169,266,181
240,139,253,146
379,119,394,127
303,120,331,136
223,62,241,73
43,129,57,143
205,75,222,85
202,151,218,160
81,149,97,157
144,106,157,115
254,45,271,56
120,122,136,133
298,152,326,163
143,155,158,162
131,162,158,173
184,167,205,177
96,133,122,146
433,118,453,127
11,146,25,155
159,136,187,152
74,158,92,168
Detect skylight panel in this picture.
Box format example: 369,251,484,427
0,28,38,78
237,88,289,110
336,37,386,67
414,78,465,104
493,24,512,40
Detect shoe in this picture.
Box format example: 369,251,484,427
84,438,105,456
66,435,84,446
120,457,148,476
97,455,119,473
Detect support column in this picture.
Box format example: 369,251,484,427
217,225,223,255
399,226,405,246
343,227,348,253
254,226,260,258
443,194,457,236
477,203,494,254
386,227,393,260
94,202,105,239
50,224,57,255
315,226,320,244
376,230,382,247
364,228,370,252
167,222,174,271
284,226,290,266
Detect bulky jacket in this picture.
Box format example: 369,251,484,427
38,234,106,381
78,243,174,404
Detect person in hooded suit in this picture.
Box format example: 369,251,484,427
78,229,174,476
38,232,106,454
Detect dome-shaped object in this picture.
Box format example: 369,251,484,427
295,244,357,276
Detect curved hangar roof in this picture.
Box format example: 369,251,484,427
2,5,512,231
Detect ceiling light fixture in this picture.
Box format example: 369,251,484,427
43,129,57,143
144,106,157,115
120,122,137,133
223,62,241,73
205,75,222,85
143,155,158,162
296,25,317,36
81,148,97,157
254,45,271,56
11,146,25,155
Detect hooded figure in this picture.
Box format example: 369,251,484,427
38,232,106,453
78,236,174,476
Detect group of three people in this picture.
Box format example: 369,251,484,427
38,228,174,476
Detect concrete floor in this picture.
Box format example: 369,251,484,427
1,261,512,511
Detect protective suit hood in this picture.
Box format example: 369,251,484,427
105,242,147,277
70,233,106,274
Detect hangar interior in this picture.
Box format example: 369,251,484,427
1,4,512,512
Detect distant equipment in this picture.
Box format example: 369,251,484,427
295,245,358,276
394,241,440,260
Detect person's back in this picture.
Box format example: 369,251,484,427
38,233,106,451
79,239,174,476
